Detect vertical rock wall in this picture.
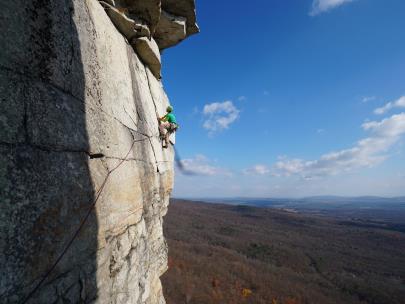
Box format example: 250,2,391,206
0,0,197,303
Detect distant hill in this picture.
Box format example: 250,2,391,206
301,196,405,203
162,199,405,304
193,195,405,204
186,196,405,214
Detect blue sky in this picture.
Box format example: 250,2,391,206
161,0,405,198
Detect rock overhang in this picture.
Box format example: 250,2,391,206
99,0,199,79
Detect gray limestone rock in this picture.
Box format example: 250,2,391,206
114,0,162,35
161,0,199,36
103,2,151,41
0,0,195,303
98,0,198,76
154,11,187,50
132,37,162,80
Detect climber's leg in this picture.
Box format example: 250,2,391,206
163,131,171,148
159,122,170,136
160,122,170,148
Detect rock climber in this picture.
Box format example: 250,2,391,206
159,105,178,148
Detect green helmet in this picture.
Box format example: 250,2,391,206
166,105,173,112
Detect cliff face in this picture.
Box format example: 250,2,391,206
0,0,197,303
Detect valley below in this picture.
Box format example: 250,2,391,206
161,199,405,304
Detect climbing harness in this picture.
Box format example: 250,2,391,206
168,123,179,133
157,113,178,148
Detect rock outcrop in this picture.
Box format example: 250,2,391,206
133,37,162,79
154,11,187,50
0,0,197,303
100,0,199,52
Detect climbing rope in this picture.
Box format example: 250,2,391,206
20,140,138,304
19,134,191,303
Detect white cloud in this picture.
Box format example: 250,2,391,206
274,158,307,176
309,0,354,16
179,154,231,176
202,100,240,134
243,164,270,175
374,96,405,115
317,128,325,134
275,113,405,179
362,96,376,103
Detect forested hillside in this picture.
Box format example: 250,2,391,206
162,200,405,304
